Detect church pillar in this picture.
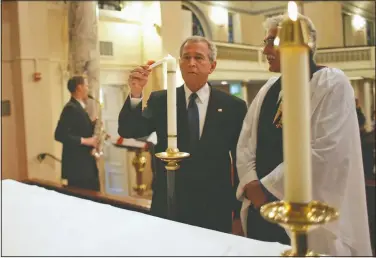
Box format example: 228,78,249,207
363,80,372,132
68,1,104,191
241,81,249,106
68,1,100,119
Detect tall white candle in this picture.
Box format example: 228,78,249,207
280,2,312,203
166,55,177,149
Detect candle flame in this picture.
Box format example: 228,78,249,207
274,36,280,47
288,1,298,21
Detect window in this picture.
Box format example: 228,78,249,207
228,12,234,43
182,5,205,37
366,20,375,46
192,12,205,37
230,83,242,99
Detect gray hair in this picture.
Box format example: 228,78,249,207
263,14,317,55
179,36,217,63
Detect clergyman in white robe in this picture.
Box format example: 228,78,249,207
236,67,372,256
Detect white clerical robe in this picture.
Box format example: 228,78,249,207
236,67,372,256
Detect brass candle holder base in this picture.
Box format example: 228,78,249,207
155,148,190,171
260,201,339,256
155,148,190,219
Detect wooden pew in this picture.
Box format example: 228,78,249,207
21,179,151,214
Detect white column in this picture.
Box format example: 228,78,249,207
241,81,249,106
68,1,100,120
363,80,372,132
352,80,360,99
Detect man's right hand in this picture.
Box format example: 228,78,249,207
81,136,98,148
128,65,152,98
244,180,267,209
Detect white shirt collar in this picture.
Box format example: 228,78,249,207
183,83,210,104
74,97,86,109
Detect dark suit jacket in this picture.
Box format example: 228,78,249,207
118,85,247,233
55,97,99,191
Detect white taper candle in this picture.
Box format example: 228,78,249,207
166,55,177,149
280,1,312,203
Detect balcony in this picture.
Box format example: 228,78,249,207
213,42,375,81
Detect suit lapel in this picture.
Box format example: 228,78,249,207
176,86,189,151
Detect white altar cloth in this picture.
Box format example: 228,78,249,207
2,179,290,256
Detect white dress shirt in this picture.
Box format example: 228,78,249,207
129,83,211,139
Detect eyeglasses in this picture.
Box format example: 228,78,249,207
263,37,276,47
181,55,207,63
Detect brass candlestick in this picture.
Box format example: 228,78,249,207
260,201,339,256
132,149,147,196
155,147,190,219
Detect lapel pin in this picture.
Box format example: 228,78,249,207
218,108,223,112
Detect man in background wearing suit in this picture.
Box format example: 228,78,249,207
118,36,248,234
55,76,100,191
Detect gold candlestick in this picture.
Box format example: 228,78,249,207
260,201,339,256
132,149,147,196
155,147,190,219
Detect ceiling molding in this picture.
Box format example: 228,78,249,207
341,1,375,20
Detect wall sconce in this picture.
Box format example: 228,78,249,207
352,15,366,31
210,6,228,27
153,23,161,36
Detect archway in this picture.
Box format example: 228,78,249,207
181,2,213,40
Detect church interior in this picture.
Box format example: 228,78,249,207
1,0,375,256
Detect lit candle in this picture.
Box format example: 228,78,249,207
166,55,177,149
279,1,312,203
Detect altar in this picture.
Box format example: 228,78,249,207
2,179,290,256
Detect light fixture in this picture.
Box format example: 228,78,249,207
352,15,366,30
221,81,228,85
210,6,228,26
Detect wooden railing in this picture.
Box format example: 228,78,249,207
315,46,374,63
215,42,375,67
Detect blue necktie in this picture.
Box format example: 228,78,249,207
187,93,199,150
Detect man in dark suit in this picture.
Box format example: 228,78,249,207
118,36,248,234
55,76,100,191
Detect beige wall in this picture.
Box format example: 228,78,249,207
240,13,265,46
1,1,68,182
1,2,28,181
304,2,344,48
99,20,142,66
